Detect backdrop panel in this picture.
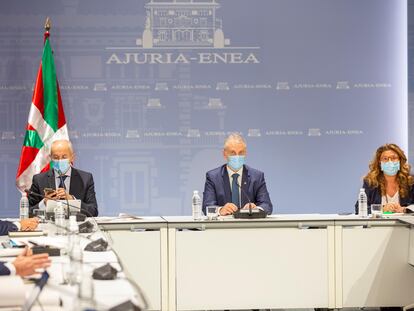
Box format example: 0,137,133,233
0,0,407,216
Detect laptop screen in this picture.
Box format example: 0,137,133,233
46,200,81,214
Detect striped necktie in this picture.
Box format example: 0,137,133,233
58,175,67,189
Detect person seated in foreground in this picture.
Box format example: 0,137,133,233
0,247,50,276
0,218,39,236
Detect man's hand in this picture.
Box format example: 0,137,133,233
383,202,404,213
20,218,39,231
219,203,238,216
242,203,256,209
55,188,74,200
44,190,58,204
12,247,51,277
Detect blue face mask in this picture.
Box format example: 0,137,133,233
52,159,71,174
381,161,400,176
227,155,245,171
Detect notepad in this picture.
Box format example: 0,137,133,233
8,230,46,238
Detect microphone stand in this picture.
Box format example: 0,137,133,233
237,181,252,216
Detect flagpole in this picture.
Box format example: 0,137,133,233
16,16,69,193
44,17,51,31
44,17,51,42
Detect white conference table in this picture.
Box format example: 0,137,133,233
0,221,146,311
99,214,414,311
403,216,414,266
98,216,168,311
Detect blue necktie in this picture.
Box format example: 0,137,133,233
58,175,67,189
231,173,240,208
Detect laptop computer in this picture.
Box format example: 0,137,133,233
46,199,81,216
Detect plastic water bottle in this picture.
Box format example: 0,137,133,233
67,215,79,252
19,193,29,220
358,188,368,217
76,271,95,310
192,190,202,220
54,202,66,235
68,216,83,285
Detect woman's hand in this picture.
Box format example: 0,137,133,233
383,202,404,213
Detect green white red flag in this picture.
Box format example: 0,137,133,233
16,29,69,192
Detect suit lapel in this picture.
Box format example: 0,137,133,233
69,168,82,198
47,170,56,190
221,165,232,204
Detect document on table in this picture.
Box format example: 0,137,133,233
0,248,24,257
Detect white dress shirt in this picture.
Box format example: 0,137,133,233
225,165,263,211
381,192,399,206
227,165,243,200
54,166,72,191
216,166,243,215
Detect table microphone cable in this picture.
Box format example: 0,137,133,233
24,189,149,310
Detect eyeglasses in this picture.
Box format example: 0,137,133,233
380,156,399,162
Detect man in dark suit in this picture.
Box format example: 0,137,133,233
0,220,19,236
202,133,273,216
0,247,50,276
28,139,98,217
0,219,39,236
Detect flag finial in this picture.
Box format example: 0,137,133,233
44,17,51,31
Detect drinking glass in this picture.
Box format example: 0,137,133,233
371,204,383,218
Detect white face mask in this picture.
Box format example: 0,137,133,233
227,155,245,171
381,161,400,176
52,159,70,174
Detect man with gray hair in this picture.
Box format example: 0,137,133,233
28,139,98,217
202,133,273,216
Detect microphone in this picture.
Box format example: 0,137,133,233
233,182,267,219
235,181,253,215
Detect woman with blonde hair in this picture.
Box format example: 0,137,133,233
356,143,414,214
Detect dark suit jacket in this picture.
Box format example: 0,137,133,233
0,262,11,276
202,164,273,215
355,180,414,214
28,168,98,217
0,220,17,236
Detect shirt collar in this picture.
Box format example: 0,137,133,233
55,166,72,178
226,165,243,178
